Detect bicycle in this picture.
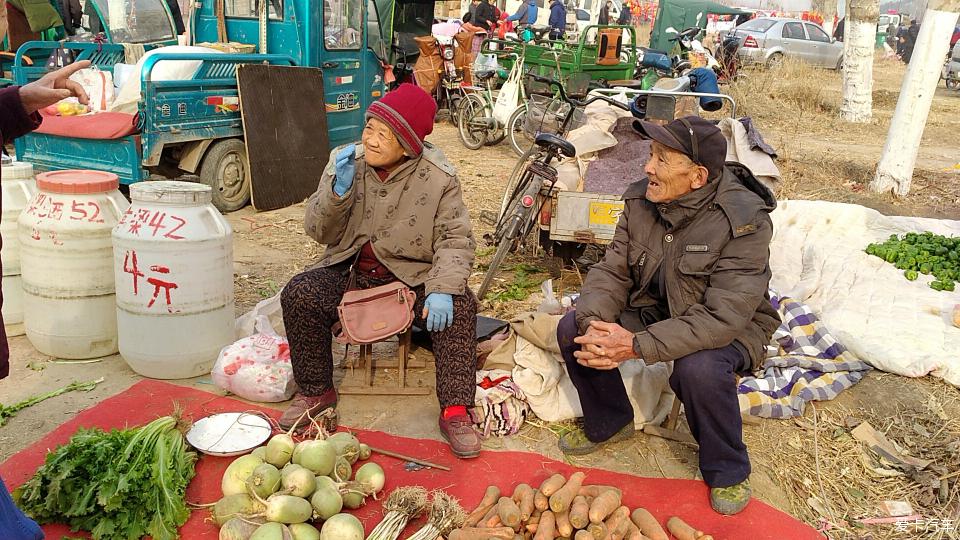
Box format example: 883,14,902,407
457,53,520,150
505,70,592,156
476,74,629,299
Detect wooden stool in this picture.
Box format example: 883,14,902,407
339,329,431,395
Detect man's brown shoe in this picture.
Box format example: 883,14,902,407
438,414,481,459
279,389,338,431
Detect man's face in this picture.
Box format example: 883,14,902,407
361,117,407,170
643,141,707,203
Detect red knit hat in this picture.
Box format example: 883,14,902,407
365,83,437,157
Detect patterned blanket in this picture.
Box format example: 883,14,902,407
737,294,872,418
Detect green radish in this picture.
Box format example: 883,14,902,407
252,446,268,461
289,523,321,540
282,464,304,477
281,466,317,498
319,513,364,540
310,487,343,520
331,457,351,482
248,463,282,499
315,475,338,492
358,444,371,461
291,442,305,465
212,494,264,526
261,494,314,524
327,432,360,464
251,522,294,540
341,491,365,510
266,434,296,468
223,455,265,496
354,463,385,494
219,517,264,540
297,440,336,476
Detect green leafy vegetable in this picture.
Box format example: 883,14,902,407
0,378,103,427
14,415,196,540
865,232,960,292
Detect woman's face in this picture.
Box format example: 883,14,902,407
361,118,407,169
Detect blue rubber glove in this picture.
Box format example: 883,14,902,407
332,144,356,197
423,293,455,332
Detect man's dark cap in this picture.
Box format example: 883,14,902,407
633,116,727,179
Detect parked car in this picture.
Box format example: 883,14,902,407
731,17,844,70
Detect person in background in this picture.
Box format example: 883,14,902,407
616,3,631,26
598,0,611,25
507,0,538,28
474,0,497,31
278,84,482,459
833,17,845,41
886,21,897,49
549,0,566,40
903,18,920,63
0,60,91,540
466,0,479,22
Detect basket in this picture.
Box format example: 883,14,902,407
523,94,585,138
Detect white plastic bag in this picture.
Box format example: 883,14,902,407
493,58,523,125
473,53,500,76
212,315,297,402
69,67,115,112
235,290,285,339
537,279,562,314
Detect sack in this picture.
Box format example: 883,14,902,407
69,67,115,111
473,53,499,75
335,281,416,345
492,57,522,125
45,44,75,71
212,315,297,402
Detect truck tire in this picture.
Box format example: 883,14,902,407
199,138,251,213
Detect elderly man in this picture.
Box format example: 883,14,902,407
556,117,779,516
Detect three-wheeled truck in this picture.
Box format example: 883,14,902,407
13,0,415,211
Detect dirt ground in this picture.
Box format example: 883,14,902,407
2,57,959,539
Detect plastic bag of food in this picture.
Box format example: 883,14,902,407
211,315,297,402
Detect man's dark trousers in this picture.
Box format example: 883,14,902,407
557,310,752,488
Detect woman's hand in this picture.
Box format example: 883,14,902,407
423,293,454,332
332,144,356,196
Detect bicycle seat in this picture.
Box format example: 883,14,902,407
476,70,498,81
535,133,576,158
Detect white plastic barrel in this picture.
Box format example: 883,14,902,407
1,160,37,337
19,170,130,359
113,181,234,379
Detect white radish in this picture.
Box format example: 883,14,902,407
354,463,385,494
310,486,343,520
328,432,360,464
319,513,364,540
281,466,317,498
315,475,338,492
266,434,296,468
248,463,282,499
289,523,321,540
213,494,264,526
251,522,294,540
263,494,314,524
297,440,337,476
331,457,351,482
222,454,264,496
252,446,268,460
358,444,372,460
219,517,264,540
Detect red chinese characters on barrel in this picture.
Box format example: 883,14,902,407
118,207,188,240
122,249,180,312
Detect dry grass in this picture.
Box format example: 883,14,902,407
743,374,960,540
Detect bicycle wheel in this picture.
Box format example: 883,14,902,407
506,103,532,156
457,94,489,150
477,233,513,300
485,127,507,146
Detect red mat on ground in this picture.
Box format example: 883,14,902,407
1,380,823,540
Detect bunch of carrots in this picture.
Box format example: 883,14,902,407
448,473,713,540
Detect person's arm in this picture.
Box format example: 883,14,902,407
424,176,476,296
632,215,773,364
0,87,40,145
0,60,91,144
507,3,526,22
575,205,635,335
303,146,357,245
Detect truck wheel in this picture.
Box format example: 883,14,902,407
199,138,251,213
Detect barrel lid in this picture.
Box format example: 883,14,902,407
130,181,212,205
37,170,119,194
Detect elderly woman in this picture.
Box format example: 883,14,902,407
279,84,481,458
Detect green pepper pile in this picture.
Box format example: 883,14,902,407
865,232,960,292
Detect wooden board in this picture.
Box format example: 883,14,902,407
237,64,330,211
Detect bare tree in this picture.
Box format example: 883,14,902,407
870,4,960,196
839,0,879,122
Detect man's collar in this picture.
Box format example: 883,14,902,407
654,177,720,230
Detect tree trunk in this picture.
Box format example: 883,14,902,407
870,8,960,196
839,0,879,122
